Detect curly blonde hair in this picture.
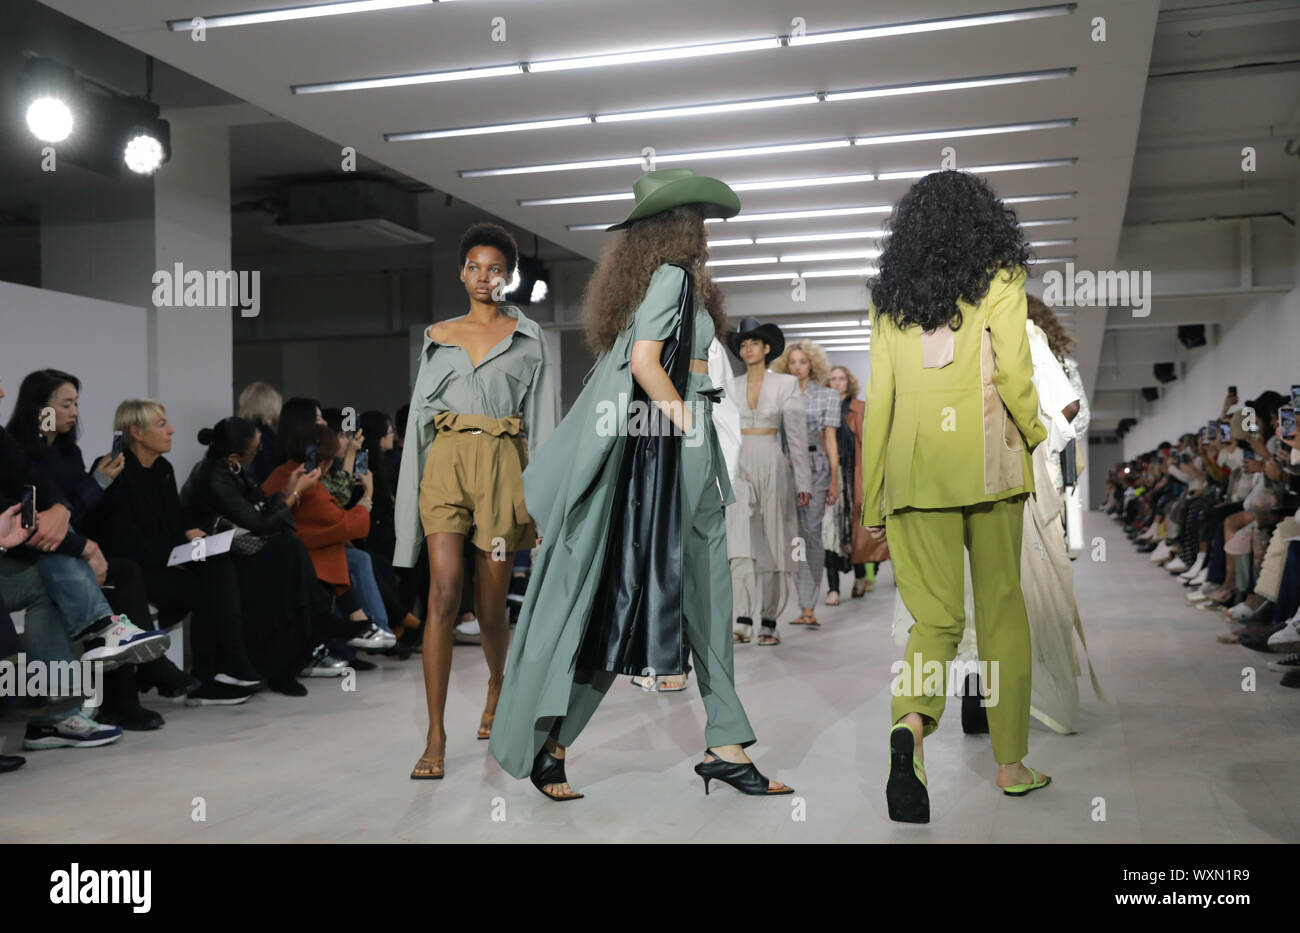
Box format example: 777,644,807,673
581,205,727,355
771,340,831,385
1026,294,1075,360
828,365,861,400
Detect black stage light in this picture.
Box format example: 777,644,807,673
1154,362,1177,384
1141,386,1159,402
15,57,79,144
506,254,549,306
1178,324,1206,349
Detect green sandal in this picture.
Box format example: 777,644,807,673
1001,767,1051,797
886,723,929,823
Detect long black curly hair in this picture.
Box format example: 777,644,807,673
869,170,1031,332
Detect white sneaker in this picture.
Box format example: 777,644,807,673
1149,541,1172,563
1184,566,1208,587
1166,557,1189,573
23,712,122,750
1178,554,1206,580
1187,588,1210,602
453,618,481,645
80,614,170,667
1267,616,1300,648
347,623,396,649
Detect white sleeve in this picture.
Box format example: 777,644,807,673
1026,323,1079,450
708,337,741,482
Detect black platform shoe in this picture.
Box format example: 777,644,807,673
886,724,930,823
530,746,584,801
694,750,793,796
961,673,989,735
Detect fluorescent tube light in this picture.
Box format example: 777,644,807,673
788,5,1073,47
755,230,883,244
780,249,881,262
705,237,756,247
876,157,1076,181
386,116,590,142
825,69,1073,103
529,37,781,73
168,0,430,31
706,257,781,267
294,63,522,94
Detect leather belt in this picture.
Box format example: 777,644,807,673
808,445,818,451
689,359,709,374
742,428,778,435
432,412,521,436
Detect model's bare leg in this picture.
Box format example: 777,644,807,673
412,532,465,778
473,546,513,738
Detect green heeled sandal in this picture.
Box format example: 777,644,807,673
886,723,929,823
1001,767,1051,797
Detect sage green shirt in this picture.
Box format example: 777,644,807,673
393,304,558,567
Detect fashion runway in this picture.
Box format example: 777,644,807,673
2,512,1295,843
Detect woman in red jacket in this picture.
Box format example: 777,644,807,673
263,424,373,608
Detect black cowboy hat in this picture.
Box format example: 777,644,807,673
727,317,785,363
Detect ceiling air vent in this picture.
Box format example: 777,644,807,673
270,178,433,249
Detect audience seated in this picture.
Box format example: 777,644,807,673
1108,386,1300,689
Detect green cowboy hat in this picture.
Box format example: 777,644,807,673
606,168,741,232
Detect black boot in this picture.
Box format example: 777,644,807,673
961,673,989,735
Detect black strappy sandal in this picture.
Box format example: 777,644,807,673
694,750,793,796
530,747,584,802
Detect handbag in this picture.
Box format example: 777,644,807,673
578,263,694,677
1059,439,1079,487
209,515,271,556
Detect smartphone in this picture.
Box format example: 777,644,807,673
1243,447,1257,462
1219,422,1232,443
303,442,318,473
110,430,125,457
1228,385,1238,397
20,485,36,529
353,449,369,479
1291,385,1300,411
1281,405,1296,438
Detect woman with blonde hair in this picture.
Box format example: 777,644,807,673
237,381,283,484
773,341,839,627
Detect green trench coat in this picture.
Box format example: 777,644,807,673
490,264,729,779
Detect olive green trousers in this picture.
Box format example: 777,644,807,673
886,496,1031,763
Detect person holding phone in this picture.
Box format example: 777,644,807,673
182,417,334,696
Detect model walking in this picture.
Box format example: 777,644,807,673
861,170,1049,823
394,222,558,780
773,342,839,626
490,168,791,800
725,320,811,646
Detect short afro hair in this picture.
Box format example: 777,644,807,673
458,222,518,277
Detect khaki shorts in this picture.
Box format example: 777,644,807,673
418,412,536,553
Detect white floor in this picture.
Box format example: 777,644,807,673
3,511,1297,843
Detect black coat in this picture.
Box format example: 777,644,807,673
0,424,86,557
180,458,295,536
31,438,109,529
91,448,187,569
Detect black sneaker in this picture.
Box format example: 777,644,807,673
1281,671,1300,689
95,704,165,731
185,680,254,706
0,755,25,773
351,657,377,672
269,676,308,697
1267,653,1300,673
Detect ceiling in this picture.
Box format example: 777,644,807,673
31,0,1162,380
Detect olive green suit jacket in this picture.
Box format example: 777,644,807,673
861,268,1047,527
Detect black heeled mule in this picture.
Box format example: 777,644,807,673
694,750,792,796
530,746,584,802
961,672,989,735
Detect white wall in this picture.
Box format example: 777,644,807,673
1120,287,1299,458
0,281,150,458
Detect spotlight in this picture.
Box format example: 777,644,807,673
16,58,79,143
1153,362,1177,384
1141,386,1159,402
506,254,549,306
120,105,171,175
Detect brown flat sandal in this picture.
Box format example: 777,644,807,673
733,631,751,644
477,712,494,741
790,613,815,625
410,756,445,780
